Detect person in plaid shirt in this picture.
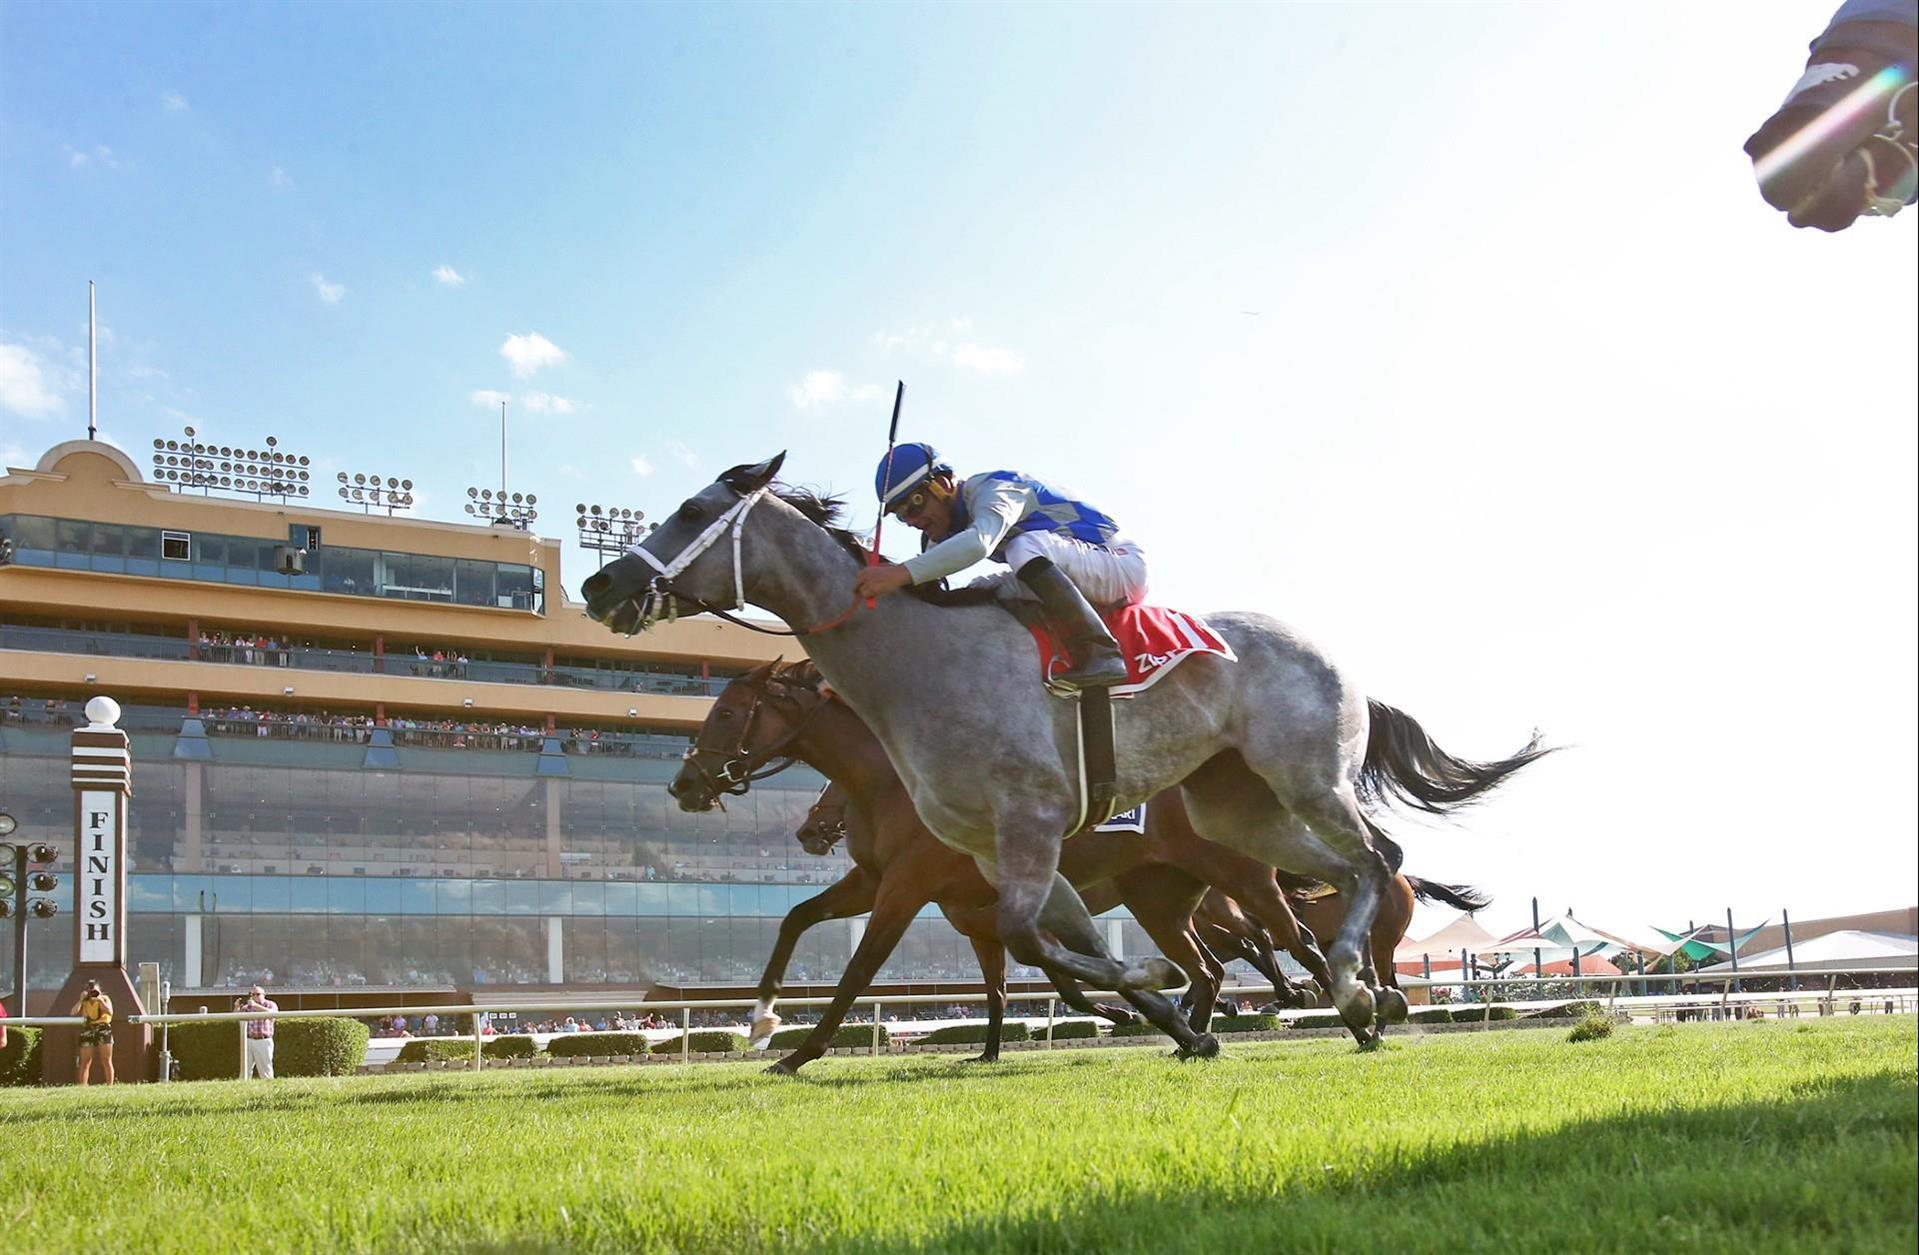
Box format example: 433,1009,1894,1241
238,985,278,1079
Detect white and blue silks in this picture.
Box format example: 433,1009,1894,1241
901,470,1147,608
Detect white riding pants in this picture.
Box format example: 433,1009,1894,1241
1002,531,1149,608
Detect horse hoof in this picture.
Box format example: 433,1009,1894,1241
1176,1034,1221,1061
765,1057,804,1076
1126,958,1185,991
1355,1029,1385,1052
1377,988,1409,1025
962,1052,1001,1065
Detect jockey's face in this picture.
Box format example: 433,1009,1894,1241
892,474,956,539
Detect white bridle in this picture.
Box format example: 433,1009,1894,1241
621,487,770,630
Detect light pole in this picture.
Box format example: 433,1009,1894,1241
0,814,60,1016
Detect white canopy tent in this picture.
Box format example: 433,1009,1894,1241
1696,930,1917,974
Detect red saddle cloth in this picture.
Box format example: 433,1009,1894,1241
1027,603,1236,695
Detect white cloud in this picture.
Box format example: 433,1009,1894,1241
873,319,1025,374
0,342,68,418
432,264,467,287
309,273,345,304
269,166,292,189
630,456,655,477
520,391,575,415
787,369,883,411
162,92,189,112
500,332,566,378
950,343,1026,374
667,439,700,469
470,389,511,408
64,145,123,169
0,441,26,469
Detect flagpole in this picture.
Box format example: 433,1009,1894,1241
88,280,97,441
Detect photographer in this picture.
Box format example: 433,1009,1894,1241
238,985,279,1079
72,980,114,1085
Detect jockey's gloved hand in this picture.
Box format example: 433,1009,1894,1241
1746,34,1918,231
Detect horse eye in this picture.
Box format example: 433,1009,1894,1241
715,708,734,720
677,503,702,523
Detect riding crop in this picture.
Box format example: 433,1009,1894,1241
866,380,906,607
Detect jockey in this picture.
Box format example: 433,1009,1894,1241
851,442,1139,689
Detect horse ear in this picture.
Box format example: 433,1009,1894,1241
743,658,781,684
719,452,786,495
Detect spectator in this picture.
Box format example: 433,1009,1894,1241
239,985,279,1079
1,996,8,1049
423,1011,440,1036
73,979,115,1085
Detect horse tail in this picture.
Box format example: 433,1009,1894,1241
1359,700,1554,817
1405,875,1491,913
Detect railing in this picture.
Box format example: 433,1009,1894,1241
1,624,724,697
12,967,1912,1077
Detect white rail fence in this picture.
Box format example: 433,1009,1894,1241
10,966,1914,1076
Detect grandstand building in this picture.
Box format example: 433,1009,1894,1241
3,439,1122,1013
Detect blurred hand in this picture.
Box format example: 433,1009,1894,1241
853,563,913,601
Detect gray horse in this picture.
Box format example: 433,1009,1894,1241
585,454,1546,1050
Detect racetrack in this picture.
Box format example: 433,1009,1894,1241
3,1018,1912,1254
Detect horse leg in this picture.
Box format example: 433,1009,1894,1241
1032,872,1212,1056
963,933,1006,1064
748,868,876,1047
1115,868,1219,1042
988,828,1172,996
944,898,1134,1026
1287,788,1400,1038
1370,875,1417,1017
1181,758,1384,1045
1235,876,1337,1009
767,878,924,1075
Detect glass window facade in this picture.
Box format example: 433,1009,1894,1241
0,735,1051,993
0,515,542,612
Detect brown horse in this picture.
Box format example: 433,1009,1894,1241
669,661,1345,1071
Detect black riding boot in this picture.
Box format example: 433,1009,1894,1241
1016,557,1128,689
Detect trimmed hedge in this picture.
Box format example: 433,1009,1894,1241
768,1024,891,1050
395,1038,482,1064
1409,1008,1455,1024
550,1032,655,1058
1109,1020,1161,1038
169,1020,245,1080
1290,1013,1350,1030
918,1021,1031,1046
1050,1020,1099,1040
483,1034,540,1059
1524,1001,1601,1021
0,1026,44,1087
1212,1014,1283,1034
1451,1006,1519,1023
651,1030,751,1055
275,1019,369,1077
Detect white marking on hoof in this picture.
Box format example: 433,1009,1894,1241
748,1004,782,1049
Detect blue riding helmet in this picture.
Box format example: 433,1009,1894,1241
875,441,949,508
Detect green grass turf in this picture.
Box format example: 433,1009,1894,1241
1,1018,1912,1254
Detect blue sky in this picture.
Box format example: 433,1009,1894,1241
3,2,1915,937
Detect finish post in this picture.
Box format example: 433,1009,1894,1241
44,696,150,1083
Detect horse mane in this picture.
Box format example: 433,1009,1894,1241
769,484,867,565
769,481,956,608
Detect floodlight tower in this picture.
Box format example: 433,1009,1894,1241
0,813,61,1016
574,502,652,567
